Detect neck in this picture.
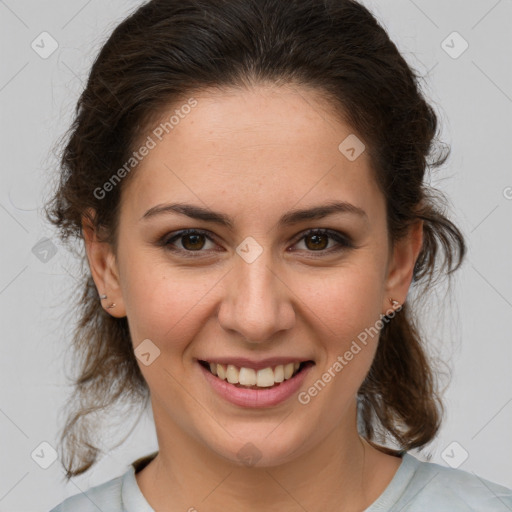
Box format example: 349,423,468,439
136,402,401,511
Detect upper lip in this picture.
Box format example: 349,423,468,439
198,357,314,371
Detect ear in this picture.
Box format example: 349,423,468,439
382,219,423,314
82,209,126,318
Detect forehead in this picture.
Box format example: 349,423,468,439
121,85,384,225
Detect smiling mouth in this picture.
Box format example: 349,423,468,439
199,360,315,389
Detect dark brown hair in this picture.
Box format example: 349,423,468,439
45,0,466,478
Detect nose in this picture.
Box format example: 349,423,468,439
217,250,295,344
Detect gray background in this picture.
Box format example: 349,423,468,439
0,0,511,510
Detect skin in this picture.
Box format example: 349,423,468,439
83,83,423,511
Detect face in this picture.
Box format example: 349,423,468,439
86,84,420,467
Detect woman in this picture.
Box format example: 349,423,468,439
46,0,512,510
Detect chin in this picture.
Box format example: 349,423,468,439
205,426,311,469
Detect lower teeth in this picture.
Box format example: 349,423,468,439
232,382,282,389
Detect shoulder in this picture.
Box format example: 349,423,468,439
48,452,158,512
48,472,125,512
396,453,512,511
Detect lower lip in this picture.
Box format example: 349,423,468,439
198,361,314,408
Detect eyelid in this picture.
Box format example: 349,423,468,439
160,227,354,256
291,228,353,246
161,228,219,252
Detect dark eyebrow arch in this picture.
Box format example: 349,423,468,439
140,201,368,229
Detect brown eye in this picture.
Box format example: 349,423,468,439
163,229,217,254
161,228,353,258
291,228,353,255
181,233,206,250
304,232,329,250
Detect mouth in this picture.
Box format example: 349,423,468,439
198,359,315,390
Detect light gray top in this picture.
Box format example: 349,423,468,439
49,451,512,511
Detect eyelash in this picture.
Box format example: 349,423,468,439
159,228,354,258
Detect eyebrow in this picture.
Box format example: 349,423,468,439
140,201,368,229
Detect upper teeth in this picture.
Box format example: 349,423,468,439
208,362,301,387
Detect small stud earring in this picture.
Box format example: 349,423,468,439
389,298,401,308
99,294,116,309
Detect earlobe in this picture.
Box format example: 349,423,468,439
82,210,126,318
382,220,424,314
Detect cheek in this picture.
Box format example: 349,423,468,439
297,262,384,387
120,260,228,359
301,263,384,338
120,238,386,357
